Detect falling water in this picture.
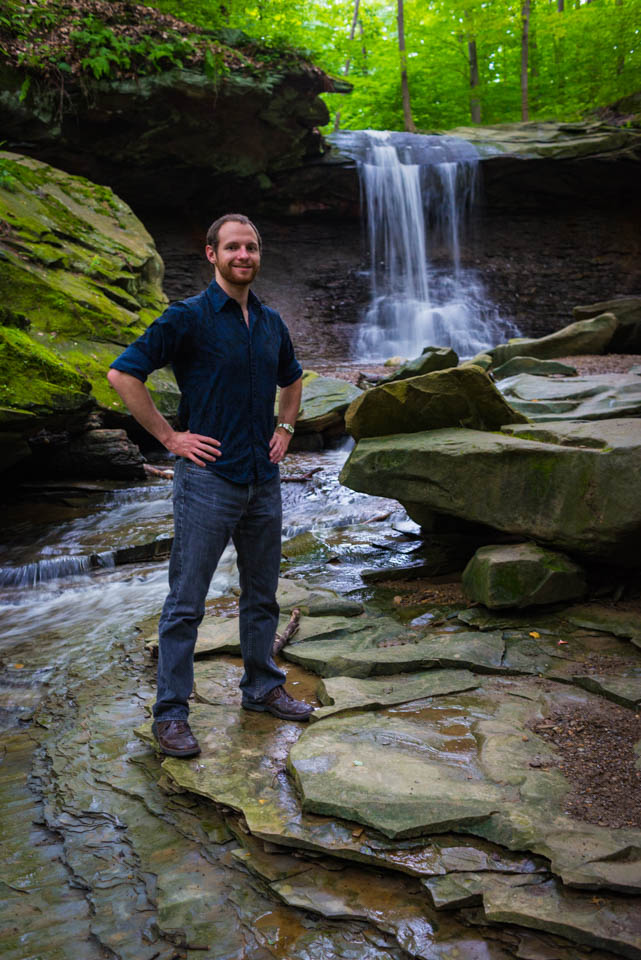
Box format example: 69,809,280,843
331,129,519,361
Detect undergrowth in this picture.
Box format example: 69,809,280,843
0,0,315,87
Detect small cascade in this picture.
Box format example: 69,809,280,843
0,554,94,587
332,129,519,360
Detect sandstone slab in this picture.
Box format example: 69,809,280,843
497,372,641,421
341,419,641,565
492,357,578,380
561,603,641,648
134,702,540,882
289,679,641,893
462,543,586,610
489,314,618,367
484,878,641,959
313,670,478,721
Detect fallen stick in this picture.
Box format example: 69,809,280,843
272,607,300,656
280,468,322,483
143,464,174,480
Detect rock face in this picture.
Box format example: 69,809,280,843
33,428,146,480
462,543,587,610
573,296,641,352
340,418,641,566
1,40,338,212
497,372,641,421
488,314,617,368
345,366,527,441
0,151,171,475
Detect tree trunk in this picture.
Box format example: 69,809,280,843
468,37,481,123
616,0,625,74
521,0,530,122
557,0,564,11
397,0,416,132
359,18,368,73
334,0,361,131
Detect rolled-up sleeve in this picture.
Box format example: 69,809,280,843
277,319,303,388
110,303,191,382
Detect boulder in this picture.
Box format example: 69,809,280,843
379,346,458,383
345,366,527,441
573,297,641,353
281,371,362,438
497,372,641,421
462,543,587,610
461,352,493,371
489,314,618,368
492,357,578,380
0,151,173,473
340,418,641,566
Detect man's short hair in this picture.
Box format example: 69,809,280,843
206,214,262,252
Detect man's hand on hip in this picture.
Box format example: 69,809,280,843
269,428,291,464
165,430,221,466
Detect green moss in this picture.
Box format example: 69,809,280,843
0,326,91,413
0,151,170,420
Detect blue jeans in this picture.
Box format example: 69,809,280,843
153,460,286,721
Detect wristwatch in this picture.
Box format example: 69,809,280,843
277,422,295,435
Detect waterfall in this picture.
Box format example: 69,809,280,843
331,129,519,361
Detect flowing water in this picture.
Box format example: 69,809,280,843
0,448,407,725
331,129,520,361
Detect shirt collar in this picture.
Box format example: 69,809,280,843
206,278,262,314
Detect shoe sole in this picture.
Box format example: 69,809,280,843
242,702,313,722
153,740,201,758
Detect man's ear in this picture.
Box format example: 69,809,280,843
205,244,216,267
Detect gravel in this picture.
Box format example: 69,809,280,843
532,702,641,830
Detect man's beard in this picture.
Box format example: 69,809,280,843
216,261,259,286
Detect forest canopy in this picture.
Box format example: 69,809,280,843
2,0,639,131
144,0,641,129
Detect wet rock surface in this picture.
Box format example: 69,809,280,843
2,435,641,960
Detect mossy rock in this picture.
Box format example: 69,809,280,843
488,315,617,368
345,365,527,441
462,543,587,610
0,151,176,464
379,346,458,383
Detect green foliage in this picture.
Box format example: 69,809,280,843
2,0,638,127
143,0,641,128
69,16,199,79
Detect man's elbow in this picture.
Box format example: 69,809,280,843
107,367,120,389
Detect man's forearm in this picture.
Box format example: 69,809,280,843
278,377,303,428
107,368,222,465
107,369,174,445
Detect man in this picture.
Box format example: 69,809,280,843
107,213,311,759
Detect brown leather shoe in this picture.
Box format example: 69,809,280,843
243,685,314,721
152,719,201,757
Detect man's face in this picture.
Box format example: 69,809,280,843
206,221,261,288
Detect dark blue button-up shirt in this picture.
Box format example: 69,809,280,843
110,280,302,484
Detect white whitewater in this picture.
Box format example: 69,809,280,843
332,129,519,360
